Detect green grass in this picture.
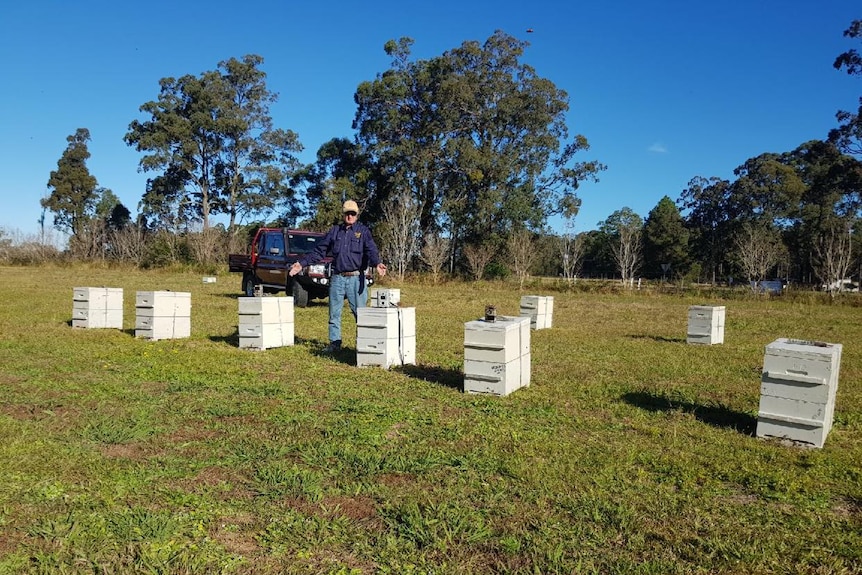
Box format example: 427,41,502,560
0,264,860,574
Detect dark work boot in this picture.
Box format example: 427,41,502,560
322,340,342,353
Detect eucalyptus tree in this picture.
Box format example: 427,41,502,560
677,176,734,283
293,137,375,230
730,153,805,225
830,19,862,155
125,55,302,231
734,222,787,290
787,140,862,283
580,229,616,278
600,207,643,285
730,153,806,227
720,153,803,280
353,37,449,234
218,55,303,230
353,31,604,261
435,31,603,246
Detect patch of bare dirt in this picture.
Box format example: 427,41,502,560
0,374,27,387
721,492,760,505
210,515,260,558
321,495,378,522
98,442,152,460
832,496,861,519
278,495,383,530
377,472,415,489
384,422,408,441
171,466,255,501
138,381,170,394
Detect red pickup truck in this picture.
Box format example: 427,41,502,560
228,228,333,307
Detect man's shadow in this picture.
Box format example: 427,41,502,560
394,364,463,390
620,390,756,435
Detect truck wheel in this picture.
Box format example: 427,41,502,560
242,273,258,297
291,279,309,308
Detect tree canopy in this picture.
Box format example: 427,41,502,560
352,31,605,252
41,128,99,237
831,19,862,155
642,196,689,279
125,55,303,231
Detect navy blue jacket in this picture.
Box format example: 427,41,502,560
298,220,381,274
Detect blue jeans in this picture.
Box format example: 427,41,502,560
328,274,366,343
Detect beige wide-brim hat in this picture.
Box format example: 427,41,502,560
342,200,359,213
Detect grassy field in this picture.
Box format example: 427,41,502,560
0,265,860,574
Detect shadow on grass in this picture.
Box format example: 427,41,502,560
621,390,757,436
299,337,356,366
627,334,686,344
209,332,240,347
395,363,463,391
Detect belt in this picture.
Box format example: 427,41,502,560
337,271,361,276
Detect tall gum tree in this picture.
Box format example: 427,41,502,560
125,55,302,231
678,176,734,283
353,31,605,258
600,207,643,285
831,19,862,155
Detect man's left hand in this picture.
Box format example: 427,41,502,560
376,263,387,277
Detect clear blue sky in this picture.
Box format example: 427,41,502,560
0,0,859,238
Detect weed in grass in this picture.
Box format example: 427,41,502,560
106,506,178,542
81,412,157,445
253,462,325,502
256,508,351,552
381,497,493,551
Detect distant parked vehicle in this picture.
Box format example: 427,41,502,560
821,279,859,292
750,279,784,294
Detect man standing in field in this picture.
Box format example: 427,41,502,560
289,200,387,353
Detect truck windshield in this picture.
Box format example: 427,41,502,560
289,234,322,255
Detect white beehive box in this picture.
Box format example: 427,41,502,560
239,322,296,350
463,315,531,396
356,307,416,368
370,288,401,308
687,305,725,345
72,287,123,329
757,338,842,448
135,291,191,340
238,296,295,350
519,295,554,330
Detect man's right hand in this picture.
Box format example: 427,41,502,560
288,262,302,277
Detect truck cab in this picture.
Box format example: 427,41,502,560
228,227,374,307
229,228,331,307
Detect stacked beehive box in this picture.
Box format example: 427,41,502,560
370,288,400,308
757,338,842,448
463,315,531,396
72,287,123,329
519,295,554,330
135,291,191,340
687,305,725,345
237,296,294,350
356,305,416,368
